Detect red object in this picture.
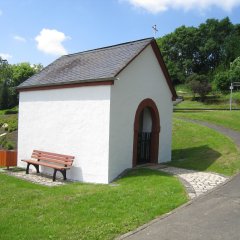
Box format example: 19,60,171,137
0,150,17,169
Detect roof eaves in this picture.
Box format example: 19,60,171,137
17,77,116,91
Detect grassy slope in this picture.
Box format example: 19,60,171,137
0,114,18,132
0,169,187,240
171,118,240,176
174,111,240,132
175,84,240,109
175,100,240,109
0,114,18,149
174,99,239,109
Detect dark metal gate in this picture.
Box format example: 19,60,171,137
137,132,151,164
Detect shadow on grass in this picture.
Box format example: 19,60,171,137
169,145,222,171
118,168,172,181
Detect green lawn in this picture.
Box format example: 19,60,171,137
174,99,238,109
174,111,240,132
0,169,187,240
170,118,240,176
175,84,240,109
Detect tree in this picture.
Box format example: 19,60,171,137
213,71,230,92
157,17,238,85
0,58,12,109
0,80,9,109
229,56,240,82
157,26,199,83
0,60,43,108
187,74,212,101
213,57,240,92
8,63,43,107
0,57,12,83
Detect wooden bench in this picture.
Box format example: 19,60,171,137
21,150,75,181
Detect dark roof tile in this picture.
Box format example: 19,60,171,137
18,38,153,89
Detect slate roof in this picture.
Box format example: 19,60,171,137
18,38,154,89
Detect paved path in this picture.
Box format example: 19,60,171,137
160,166,227,199
118,173,240,240
178,118,240,148
118,119,240,240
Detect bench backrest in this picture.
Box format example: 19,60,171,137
32,150,74,167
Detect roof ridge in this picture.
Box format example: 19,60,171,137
64,37,154,58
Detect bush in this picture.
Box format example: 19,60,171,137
6,142,14,150
0,115,18,132
213,57,240,92
4,110,18,115
187,74,212,101
213,71,231,92
0,134,16,150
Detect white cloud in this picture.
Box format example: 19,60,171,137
35,28,70,56
125,0,240,13
0,53,12,60
14,35,26,42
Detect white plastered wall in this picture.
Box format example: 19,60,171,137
18,85,111,183
108,45,173,182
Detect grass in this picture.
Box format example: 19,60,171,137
175,98,240,109
0,114,18,149
0,106,18,115
170,118,240,176
175,84,240,109
174,111,240,132
0,169,187,240
0,114,18,132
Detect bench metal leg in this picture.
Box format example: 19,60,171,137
26,163,40,174
35,164,40,173
61,169,67,180
26,163,30,174
52,169,67,181
53,169,57,181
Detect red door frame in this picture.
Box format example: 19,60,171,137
132,98,160,167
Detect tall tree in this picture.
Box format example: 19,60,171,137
157,17,239,86
8,63,43,107
0,80,9,109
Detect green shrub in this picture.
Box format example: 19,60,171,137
6,142,14,150
0,114,18,132
0,135,15,150
186,74,212,101
4,110,18,115
213,71,231,91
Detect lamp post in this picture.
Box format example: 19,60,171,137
230,83,233,111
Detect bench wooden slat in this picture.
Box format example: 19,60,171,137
22,159,70,170
31,156,73,166
31,153,73,162
33,150,75,160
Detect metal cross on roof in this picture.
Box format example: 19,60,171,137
152,25,158,38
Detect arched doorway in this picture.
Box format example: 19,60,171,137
132,98,160,167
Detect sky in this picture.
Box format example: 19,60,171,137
0,0,240,66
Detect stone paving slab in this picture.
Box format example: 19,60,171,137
3,170,67,186
148,165,228,199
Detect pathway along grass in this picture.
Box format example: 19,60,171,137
171,118,240,176
174,111,240,132
0,169,187,240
